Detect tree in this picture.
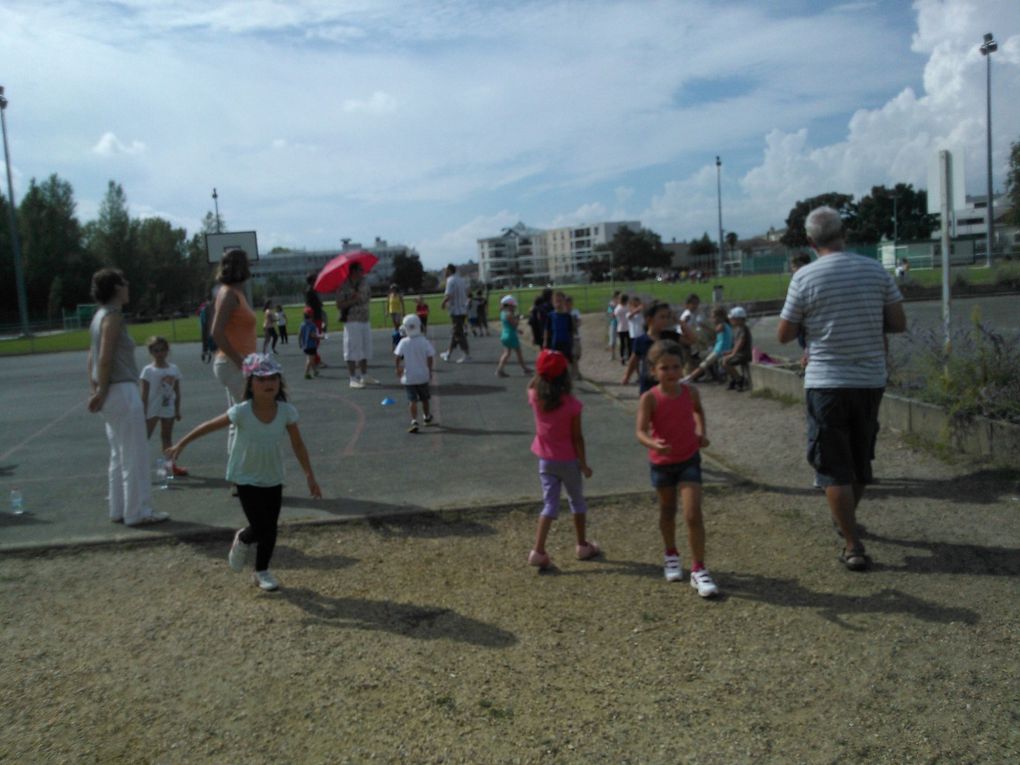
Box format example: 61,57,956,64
85,181,134,268
781,192,856,248
134,216,190,313
854,184,935,244
391,252,425,292
688,232,717,256
1006,137,1020,229
18,174,90,316
602,226,669,279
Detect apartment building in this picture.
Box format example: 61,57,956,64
478,220,641,284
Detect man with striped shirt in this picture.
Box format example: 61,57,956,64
777,206,907,571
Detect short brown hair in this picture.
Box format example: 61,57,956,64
90,268,126,304
648,339,684,368
217,249,251,285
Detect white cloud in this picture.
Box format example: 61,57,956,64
342,91,398,115
91,132,146,157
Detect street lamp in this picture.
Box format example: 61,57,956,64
211,187,222,233
715,156,723,277
0,85,30,337
980,32,997,268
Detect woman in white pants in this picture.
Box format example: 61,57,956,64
87,268,169,526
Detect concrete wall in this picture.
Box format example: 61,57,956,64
751,363,1020,465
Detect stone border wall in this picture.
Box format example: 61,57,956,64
751,363,1020,464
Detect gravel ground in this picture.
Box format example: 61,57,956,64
2,315,1018,764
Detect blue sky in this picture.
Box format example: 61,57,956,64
1,0,1018,268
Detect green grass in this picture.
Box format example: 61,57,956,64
0,265,1002,356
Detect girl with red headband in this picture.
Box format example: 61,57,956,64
526,350,599,570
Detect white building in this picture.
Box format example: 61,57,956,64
478,220,641,284
250,237,420,290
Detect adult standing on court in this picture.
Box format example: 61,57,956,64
210,249,257,454
336,261,374,388
87,268,169,526
777,206,906,571
304,272,326,369
440,263,471,363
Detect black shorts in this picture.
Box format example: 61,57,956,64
303,347,318,356
405,383,431,402
806,388,883,487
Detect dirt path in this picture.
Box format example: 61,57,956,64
1,314,1018,764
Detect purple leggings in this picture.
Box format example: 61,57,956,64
538,459,588,518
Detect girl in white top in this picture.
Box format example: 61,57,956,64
140,335,187,476
167,353,321,591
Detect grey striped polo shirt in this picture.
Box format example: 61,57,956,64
780,252,902,389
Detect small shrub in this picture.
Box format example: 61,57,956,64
890,310,1020,424
994,261,1020,290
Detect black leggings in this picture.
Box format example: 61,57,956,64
236,484,283,571
618,331,631,362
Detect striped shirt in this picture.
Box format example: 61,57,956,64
780,252,902,389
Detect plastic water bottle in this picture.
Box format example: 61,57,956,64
380,397,396,406
155,458,170,490
10,489,25,515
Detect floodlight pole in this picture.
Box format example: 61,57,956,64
980,32,997,268
715,156,723,278
212,187,222,233
0,86,30,337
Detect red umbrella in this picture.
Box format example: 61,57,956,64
314,250,379,293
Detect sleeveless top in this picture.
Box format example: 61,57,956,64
89,305,139,384
648,384,700,465
216,286,257,359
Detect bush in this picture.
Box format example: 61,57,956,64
994,261,1020,290
890,310,1020,424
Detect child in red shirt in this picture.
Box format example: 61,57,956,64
635,340,719,597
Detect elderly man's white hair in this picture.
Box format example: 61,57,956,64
805,206,845,248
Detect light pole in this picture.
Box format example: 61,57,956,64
980,32,997,268
212,187,222,233
0,86,30,337
715,156,723,277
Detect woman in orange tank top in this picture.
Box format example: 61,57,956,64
211,248,257,454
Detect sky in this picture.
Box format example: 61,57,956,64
1,0,1018,269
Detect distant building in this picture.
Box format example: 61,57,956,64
250,237,420,290
478,220,641,284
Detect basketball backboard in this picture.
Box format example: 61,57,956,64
205,231,259,265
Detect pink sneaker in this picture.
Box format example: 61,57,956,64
576,541,601,560
528,550,552,569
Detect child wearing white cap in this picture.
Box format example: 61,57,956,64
394,314,437,433
495,295,533,378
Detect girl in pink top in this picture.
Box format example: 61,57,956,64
635,340,719,597
527,350,598,570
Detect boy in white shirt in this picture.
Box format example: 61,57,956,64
394,315,437,433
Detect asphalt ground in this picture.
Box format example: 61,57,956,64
0,323,732,552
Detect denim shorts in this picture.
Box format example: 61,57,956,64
405,383,431,402
649,452,702,488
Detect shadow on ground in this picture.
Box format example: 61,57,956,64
280,586,518,647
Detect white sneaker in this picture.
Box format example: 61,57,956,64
408,419,419,433
457,354,472,364
663,553,683,582
349,377,365,389
252,570,279,591
228,529,251,572
440,351,450,362
690,568,720,598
